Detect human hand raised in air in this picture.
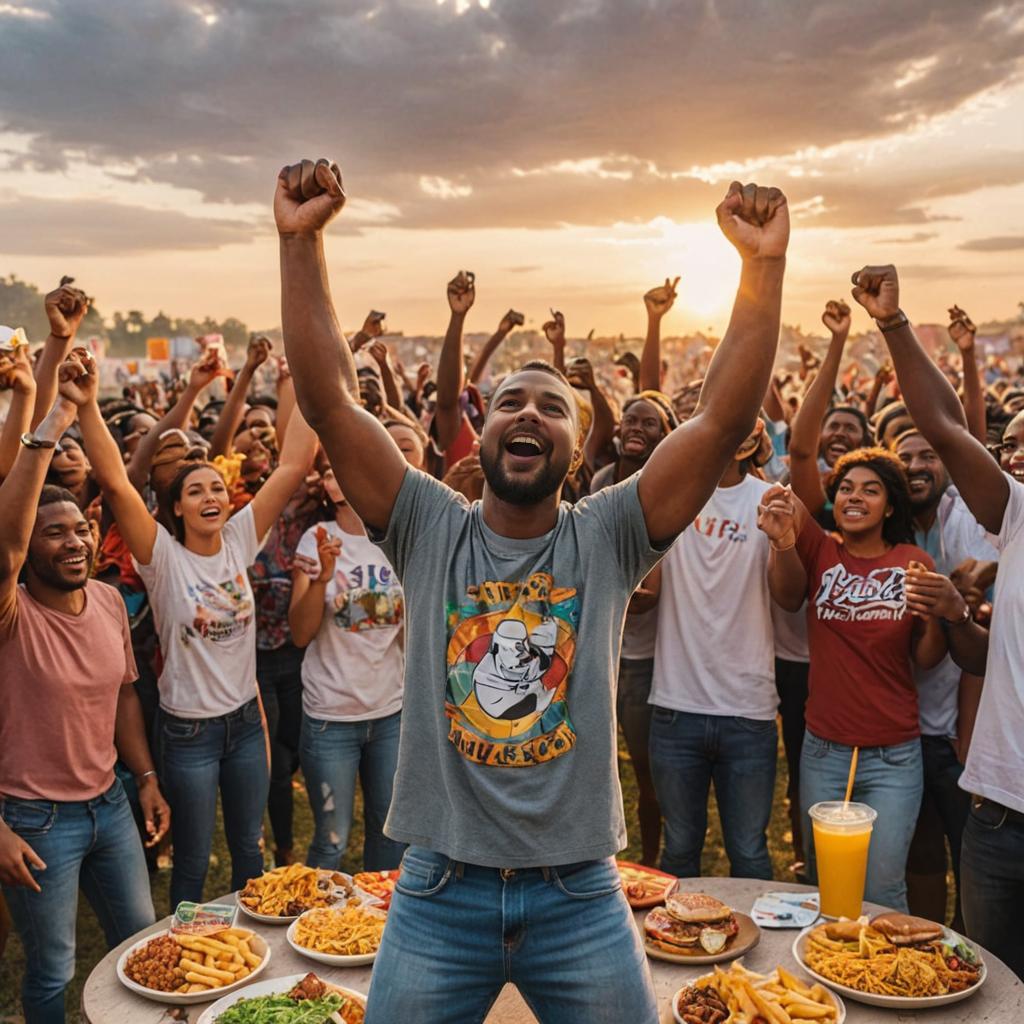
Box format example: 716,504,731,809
715,182,789,261
274,158,346,236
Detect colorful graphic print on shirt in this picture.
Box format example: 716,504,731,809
444,571,579,768
813,563,907,623
330,562,404,632
181,573,254,645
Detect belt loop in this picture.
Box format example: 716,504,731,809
541,866,552,882
455,862,465,880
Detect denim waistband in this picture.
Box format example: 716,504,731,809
159,696,259,723
0,776,123,812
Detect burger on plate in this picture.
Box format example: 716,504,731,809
644,892,740,956
870,912,945,948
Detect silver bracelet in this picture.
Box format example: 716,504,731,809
135,769,158,784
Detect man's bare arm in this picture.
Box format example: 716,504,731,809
434,271,475,453
948,306,986,444
31,280,90,429
639,278,678,391
852,266,1008,534
469,310,521,385
208,336,270,459
0,347,36,481
275,159,407,533
639,183,788,545
788,300,851,517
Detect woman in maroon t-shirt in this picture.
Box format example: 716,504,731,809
758,448,946,911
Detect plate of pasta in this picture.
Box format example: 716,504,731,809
287,904,388,966
793,913,986,1008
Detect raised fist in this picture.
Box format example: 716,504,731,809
362,311,387,338
948,305,976,352
368,340,390,368
644,277,681,318
188,351,222,391
0,343,33,395
821,299,852,338
57,348,98,407
499,309,525,334
44,278,91,339
566,357,596,392
543,309,566,349
244,335,272,373
447,271,476,315
850,265,900,321
715,182,789,261
274,159,346,236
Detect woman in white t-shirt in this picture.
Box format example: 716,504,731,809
71,358,318,906
289,464,406,870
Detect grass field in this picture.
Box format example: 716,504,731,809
0,737,799,1023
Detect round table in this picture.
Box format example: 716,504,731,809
82,878,1023,1023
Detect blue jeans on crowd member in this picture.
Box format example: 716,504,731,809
648,708,777,880
800,730,923,912
299,711,405,871
156,697,269,908
1,779,154,1024
256,643,305,853
960,797,1024,980
366,847,658,1024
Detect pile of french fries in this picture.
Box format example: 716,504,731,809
175,927,263,993
694,962,840,1023
240,864,342,916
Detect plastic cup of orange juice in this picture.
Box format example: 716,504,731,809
810,801,877,920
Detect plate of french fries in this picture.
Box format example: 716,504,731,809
673,961,845,1024
286,904,388,966
238,864,356,922
116,926,270,1004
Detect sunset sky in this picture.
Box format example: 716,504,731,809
1,0,1023,339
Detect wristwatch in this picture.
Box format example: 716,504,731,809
875,310,909,333
20,432,58,450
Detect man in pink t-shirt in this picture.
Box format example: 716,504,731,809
0,376,169,1023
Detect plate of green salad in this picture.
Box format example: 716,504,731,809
196,971,366,1024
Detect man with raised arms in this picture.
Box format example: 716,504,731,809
274,158,788,1022
857,265,1024,980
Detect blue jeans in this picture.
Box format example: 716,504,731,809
800,730,923,912
156,698,269,908
257,643,305,851
366,847,657,1024
649,708,777,879
1,779,154,1024
960,798,1024,980
299,711,405,871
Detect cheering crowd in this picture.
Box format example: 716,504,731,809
0,161,1022,1023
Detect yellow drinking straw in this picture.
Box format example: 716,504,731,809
843,747,859,808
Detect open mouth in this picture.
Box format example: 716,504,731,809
841,507,868,520
200,507,222,520
504,433,547,464
826,441,850,460
907,474,932,495
1011,464,1024,482
623,434,648,454
58,554,88,569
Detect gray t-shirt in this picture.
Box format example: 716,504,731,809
372,468,664,867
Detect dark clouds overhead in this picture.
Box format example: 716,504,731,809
1,0,1022,235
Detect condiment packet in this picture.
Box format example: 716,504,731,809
751,891,820,929
170,901,237,935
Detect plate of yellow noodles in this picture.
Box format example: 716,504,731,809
287,904,388,966
793,913,985,1009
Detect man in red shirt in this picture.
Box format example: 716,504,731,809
0,375,169,1024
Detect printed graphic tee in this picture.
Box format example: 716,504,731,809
294,520,405,722
134,504,262,717
371,469,665,867
796,518,933,747
650,475,778,719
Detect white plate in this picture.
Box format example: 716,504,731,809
116,930,270,1005
671,972,846,1024
286,906,384,966
235,871,363,924
792,924,986,1008
195,972,367,1024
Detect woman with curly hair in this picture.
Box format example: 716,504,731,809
757,448,947,910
